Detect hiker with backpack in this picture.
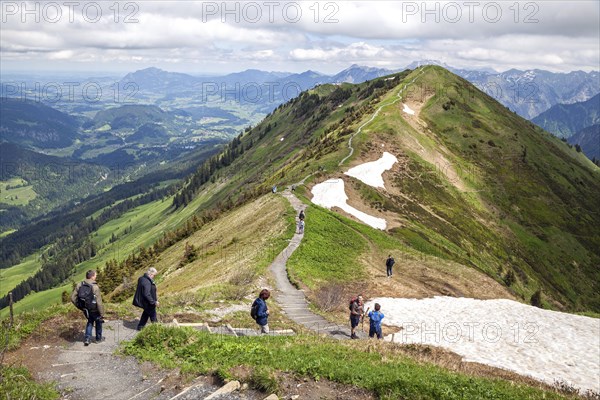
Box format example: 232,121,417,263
298,209,305,221
349,294,364,339
298,219,305,234
385,254,395,278
368,303,385,339
71,270,105,346
251,289,270,334
133,267,159,331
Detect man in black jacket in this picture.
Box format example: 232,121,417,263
133,267,159,330
385,255,395,278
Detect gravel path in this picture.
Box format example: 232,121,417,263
269,190,363,340
27,319,257,400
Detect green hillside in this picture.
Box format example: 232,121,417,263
3,65,599,317
0,98,79,148
532,94,600,138
0,143,114,230
415,67,600,311
169,65,600,312
91,104,169,129
568,124,600,160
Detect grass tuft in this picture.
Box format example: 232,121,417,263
122,324,570,400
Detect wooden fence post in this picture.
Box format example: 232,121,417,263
8,292,14,327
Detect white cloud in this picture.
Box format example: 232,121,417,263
0,1,598,73
47,50,74,60
290,42,391,61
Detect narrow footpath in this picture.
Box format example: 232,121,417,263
268,70,430,339
10,319,258,400
269,190,362,340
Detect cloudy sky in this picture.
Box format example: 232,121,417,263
1,1,599,75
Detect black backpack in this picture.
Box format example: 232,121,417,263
76,282,95,311
349,297,357,311
250,299,259,320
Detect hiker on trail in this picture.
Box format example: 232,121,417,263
368,303,385,340
272,185,277,193
349,295,364,339
71,270,105,346
133,267,159,331
251,289,270,334
298,209,305,221
298,219,305,234
385,254,395,278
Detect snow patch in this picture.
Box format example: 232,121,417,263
311,179,386,230
402,103,415,115
366,296,600,393
344,152,397,189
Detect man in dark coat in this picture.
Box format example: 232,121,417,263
133,267,159,330
385,255,395,278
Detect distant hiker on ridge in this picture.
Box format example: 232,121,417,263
71,270,105,346
385,254,395,278
251,289,271,334
133,267,159,331
349,294,364,339
368,303,384,340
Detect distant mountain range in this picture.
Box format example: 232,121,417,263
568,124,600,160
530,94,599,160
2,63,597,165
532,94,600,138
460,69,600,120
114,63,599,120
2,62,597,124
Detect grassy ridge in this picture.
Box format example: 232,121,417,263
287,204,369,289
415,66,600,310
154,194,295,300
123,324,569,400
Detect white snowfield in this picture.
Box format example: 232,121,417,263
345,152,398,189
311,178,387,230
366,296,600,394
403,103,415,115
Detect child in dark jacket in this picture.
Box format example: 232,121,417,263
368,303,384,339
252,289,270,334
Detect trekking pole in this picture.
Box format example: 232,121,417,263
362,307,370,333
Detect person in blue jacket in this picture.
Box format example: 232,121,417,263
252,289,271,334
368,303,384,339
